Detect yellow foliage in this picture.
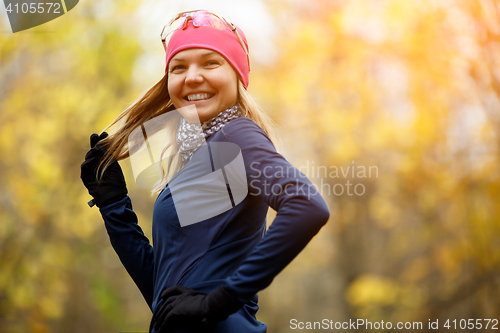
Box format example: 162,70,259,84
432,246,460,280
369,194,400,229
40,297,63,319
2,0,500,331
346,274,398,306
401,257,430,282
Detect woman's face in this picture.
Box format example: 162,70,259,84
167,48,238,123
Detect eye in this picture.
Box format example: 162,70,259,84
170,65,186,73
205,60,220,68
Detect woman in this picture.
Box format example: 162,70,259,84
81,10,330,333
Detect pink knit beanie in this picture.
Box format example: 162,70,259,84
165,19,250,88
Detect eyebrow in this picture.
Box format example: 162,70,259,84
170,51,221,63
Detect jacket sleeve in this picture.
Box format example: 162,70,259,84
219,118,330,302
99,196,155,310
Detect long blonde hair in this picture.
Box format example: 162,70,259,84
98,73,279,195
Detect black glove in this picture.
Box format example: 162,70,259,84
152,285,244,333
80,132,128,208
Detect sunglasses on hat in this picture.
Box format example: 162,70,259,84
160,10,251,72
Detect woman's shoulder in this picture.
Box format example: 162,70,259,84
217,117,272,144
225,116,260,130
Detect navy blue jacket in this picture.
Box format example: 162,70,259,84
99,117,330,332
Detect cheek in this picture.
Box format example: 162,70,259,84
227,85,237,104
218,72,238,100
167,77,181,97
228,77,238,102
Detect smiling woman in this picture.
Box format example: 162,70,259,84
80,9,330,333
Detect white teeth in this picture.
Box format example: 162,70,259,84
187,93,213,101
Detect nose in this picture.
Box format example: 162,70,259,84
185,65,203,85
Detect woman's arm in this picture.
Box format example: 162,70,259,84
218,117,330,302
81,133,155,309
99,196,155,310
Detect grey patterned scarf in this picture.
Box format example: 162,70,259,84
176,105,242,162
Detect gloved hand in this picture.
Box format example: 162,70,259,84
152,285,244,333
80,132,128,208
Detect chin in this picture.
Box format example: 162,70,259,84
198,110,218,122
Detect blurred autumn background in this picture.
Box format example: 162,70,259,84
1,0,499,332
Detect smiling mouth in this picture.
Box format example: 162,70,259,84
184,93,215,101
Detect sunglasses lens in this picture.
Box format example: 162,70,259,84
162,16,186,48
191,12,226,30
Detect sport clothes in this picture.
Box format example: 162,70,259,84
99,117,330,332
